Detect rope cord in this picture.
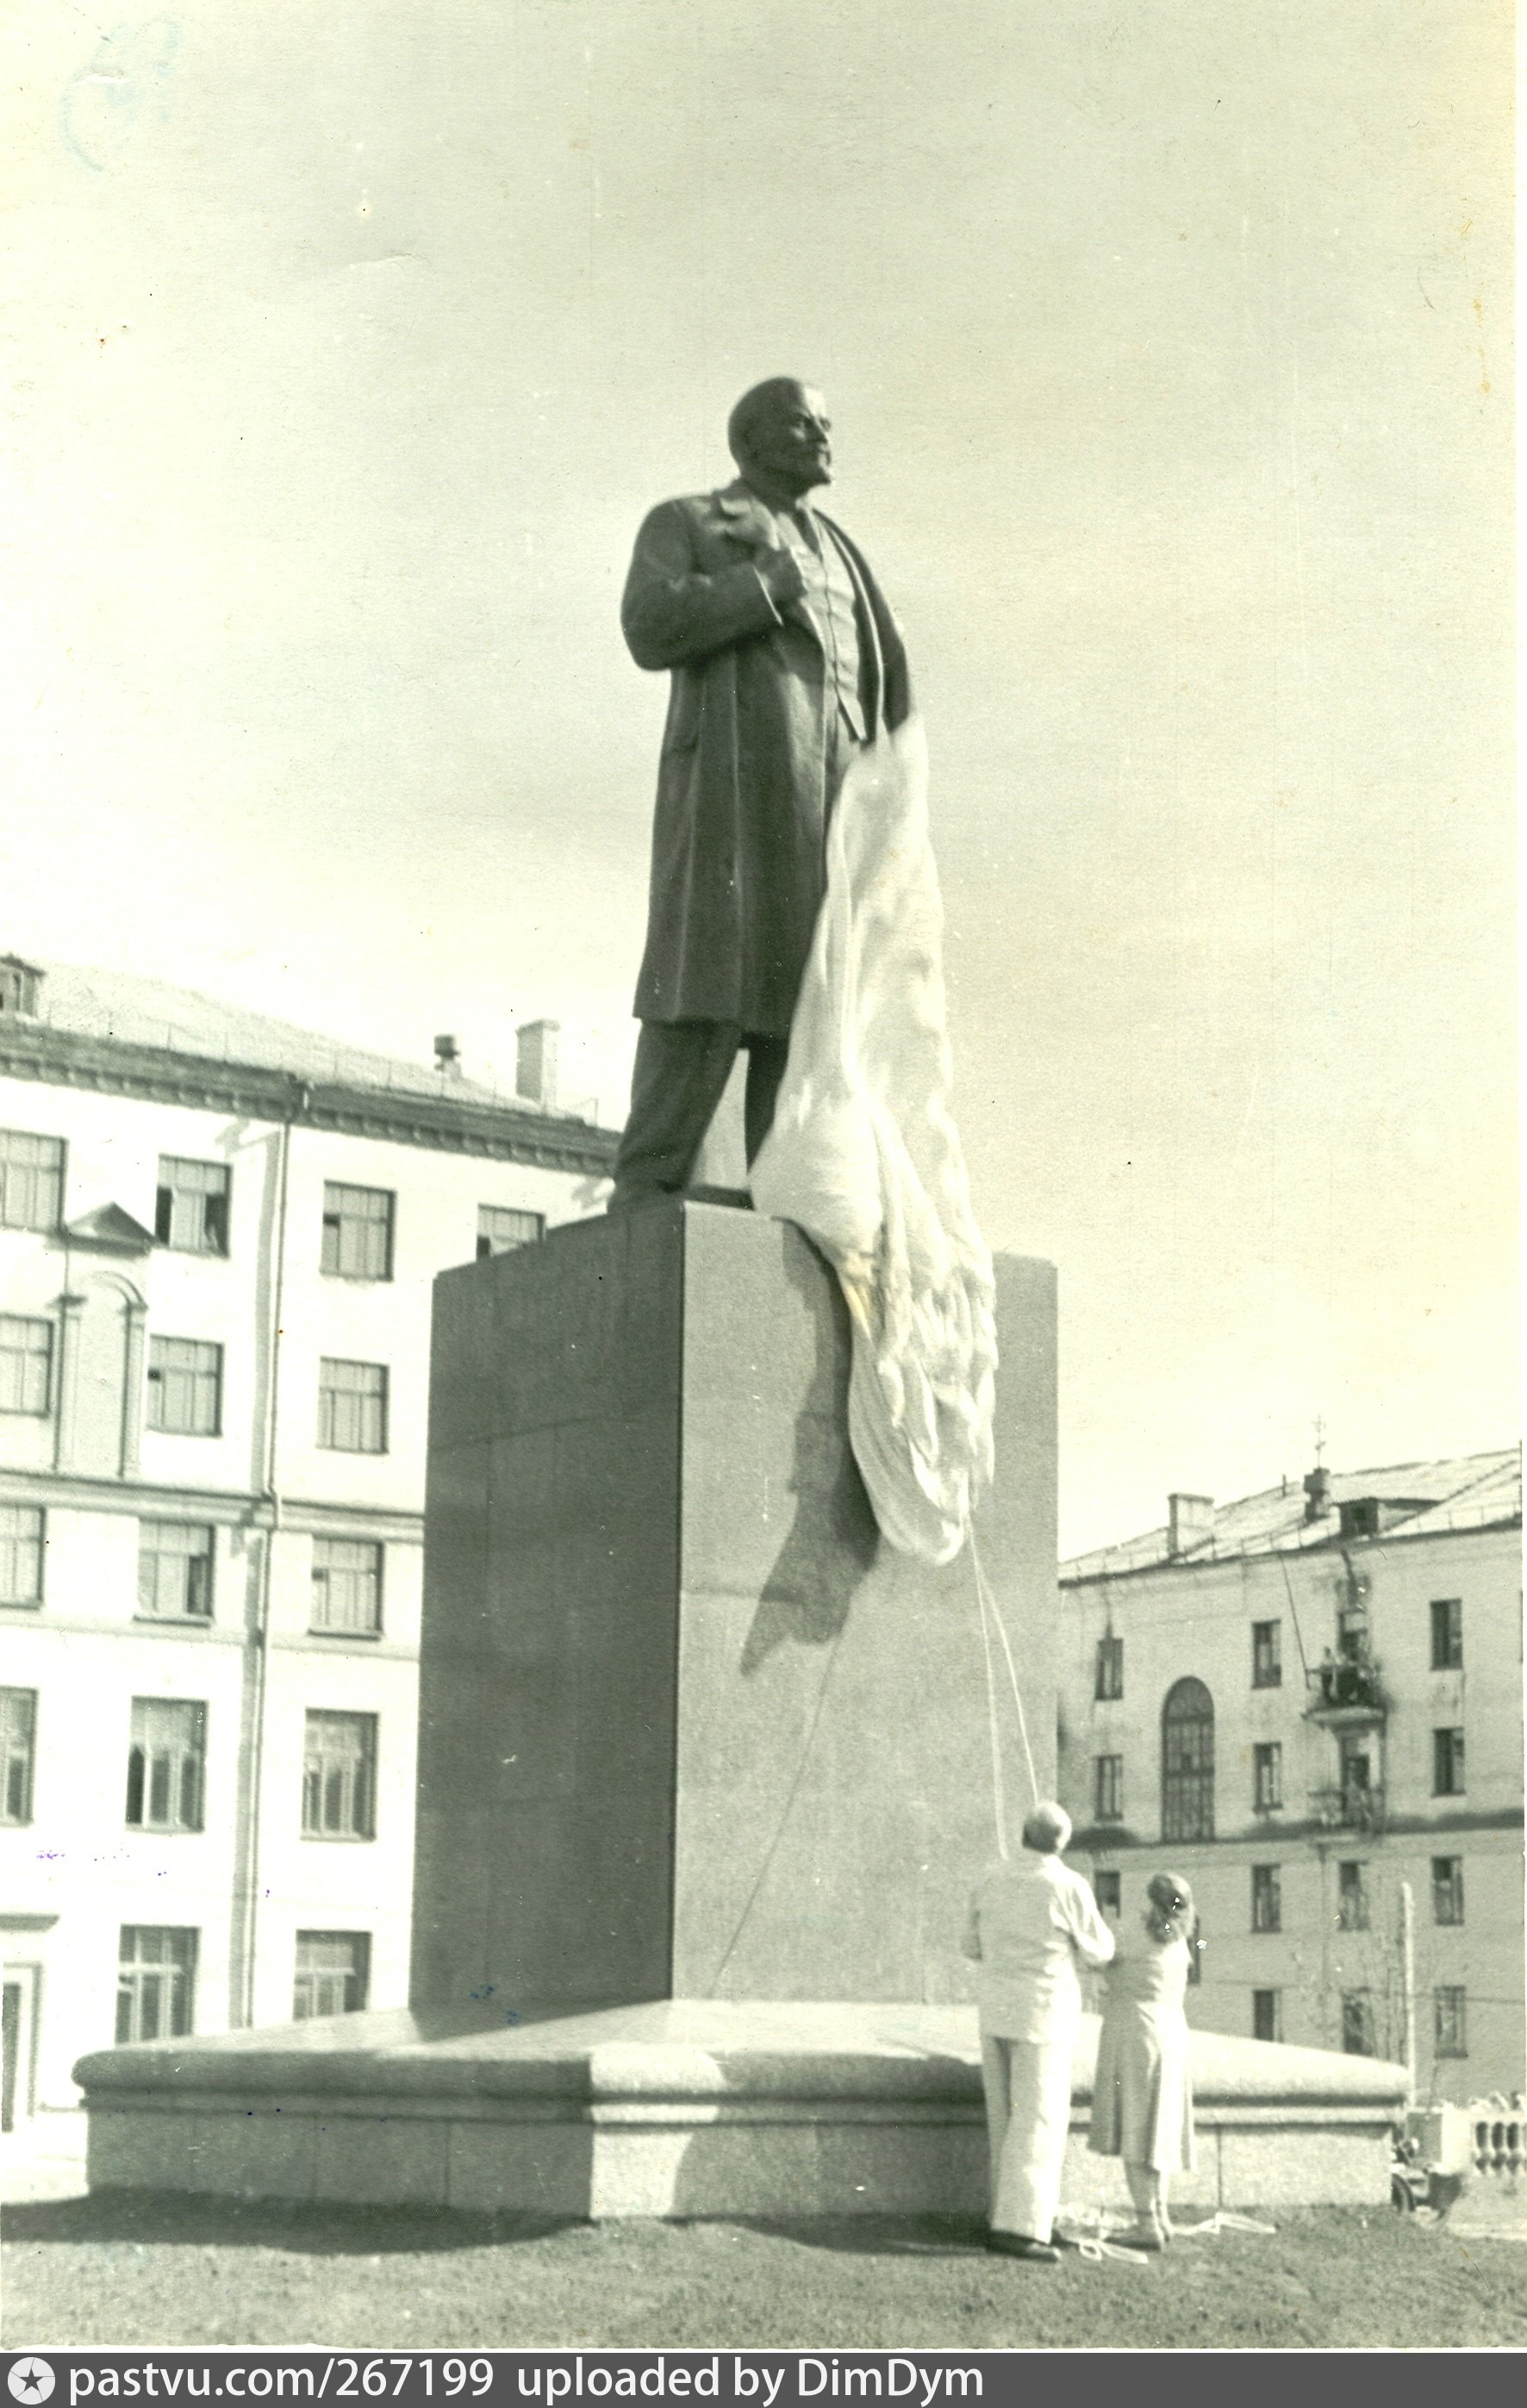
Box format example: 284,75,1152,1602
706,1615,849,1994
707,1518,1040,1980
973,1546,1010,1859
971,1529,1041,1809
1277,1550,1314,1679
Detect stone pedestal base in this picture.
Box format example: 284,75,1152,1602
413,1201,1057,2013
76,2004,1405,2218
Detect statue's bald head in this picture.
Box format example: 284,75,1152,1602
727,377,833,497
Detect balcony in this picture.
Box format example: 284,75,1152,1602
1305,1656,1387,1730
1309,1781,1387,1833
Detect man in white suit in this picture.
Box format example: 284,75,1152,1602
963,1800,1115,2261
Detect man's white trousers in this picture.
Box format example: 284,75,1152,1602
980,2031,1074,2243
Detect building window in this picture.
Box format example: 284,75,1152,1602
125,1700,206,1832
1430,1599,1463,1672
1094,1634,1124,1700
1250,1619,1282,1688
477,1206,545,1260
0,961,41,1017
1094,1753,1124,1822
1431,1856,1464,1926
1432,1727,1466,1797
0,1316,53,1417
311,1538,383,1634
1338,1499,1381,1541
1,1689,37,1824
293,1931,371,2019
302,1711,377,1840
136,1523,215,1621
1252,1741,1282,1812
1094,1870,1121,1918
154,1157,230,1256
317,1359,388,1455
0,1505,45,1606
1434,1987,1468,2059
1341,1991,1374,2056
1252,1989,1281,2044
1250,1864,1281,1933
146,1337,222,1437
1161,1676,1214,1841
1337,1732,1375,1817
0,1129,64,1232
115,1926,196,2044
1337,1860,1369,1932
321,1183,394,1281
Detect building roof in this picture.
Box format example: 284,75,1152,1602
1062,1447,1523,1583
0,952,619,1176
12,956,517,1107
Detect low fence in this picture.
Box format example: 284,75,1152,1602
1468,2099,1524,2183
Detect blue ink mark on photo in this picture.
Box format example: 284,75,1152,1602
60,18,180,174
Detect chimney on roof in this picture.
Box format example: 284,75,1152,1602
1304,1464,1331,1522
1168,1493,1214,1556
433,1033,462,1078
515,1019,559,1111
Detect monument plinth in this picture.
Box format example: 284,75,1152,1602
74,1206,1405,2215
412,1199,1055,2016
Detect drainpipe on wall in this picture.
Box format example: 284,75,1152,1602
1399,1879,1417,2100
235,1087,301,2027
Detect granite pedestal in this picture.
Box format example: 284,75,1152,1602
412,1200,1056,2013
76,1202,1406,2212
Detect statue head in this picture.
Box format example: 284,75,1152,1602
1020,1801,1072,1856
727,377,833,498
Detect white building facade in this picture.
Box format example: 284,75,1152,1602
0,954,615,2120
1056,1453,1524,2104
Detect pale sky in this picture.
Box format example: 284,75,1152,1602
1,1,1515,1555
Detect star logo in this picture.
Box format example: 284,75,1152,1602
9,2362,55,2405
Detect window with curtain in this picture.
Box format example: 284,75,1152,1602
310,1538,383,1633
0,1505,44,1606
293,1931,371,2018
302,1711,377,1839
116,1926,197,2043
125,1699,206,1831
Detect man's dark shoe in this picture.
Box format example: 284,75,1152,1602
984,2230,1060,2263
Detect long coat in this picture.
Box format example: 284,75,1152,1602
622,478,913,1038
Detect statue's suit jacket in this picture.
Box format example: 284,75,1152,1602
622,478,913,1039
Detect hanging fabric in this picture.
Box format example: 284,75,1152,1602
750,714,997,1566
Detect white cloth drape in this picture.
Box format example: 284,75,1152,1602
749,714,997,1565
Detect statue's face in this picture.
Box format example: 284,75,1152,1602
745,383,832,494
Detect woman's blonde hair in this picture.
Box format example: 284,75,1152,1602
1145,1869,1194,1941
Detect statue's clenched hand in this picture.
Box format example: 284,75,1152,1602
754,546,807,607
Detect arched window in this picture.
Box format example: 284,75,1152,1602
1162,1676,1215,1841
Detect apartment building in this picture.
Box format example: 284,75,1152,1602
1056,1450,1524,2102
0,951,616,2122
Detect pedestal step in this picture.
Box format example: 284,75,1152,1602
76,2001,1406,2218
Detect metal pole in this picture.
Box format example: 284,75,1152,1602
1399,1879,1417,2099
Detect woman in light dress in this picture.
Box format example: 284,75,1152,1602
1088,1869,1196,2249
